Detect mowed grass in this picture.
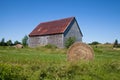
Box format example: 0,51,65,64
0,45,120,80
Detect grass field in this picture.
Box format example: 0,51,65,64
0,44,120,80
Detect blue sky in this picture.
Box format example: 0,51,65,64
0,0,120,43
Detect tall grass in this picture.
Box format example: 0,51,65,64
0,45,120,80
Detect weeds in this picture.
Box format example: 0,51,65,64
0,45,120,80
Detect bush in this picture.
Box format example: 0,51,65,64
118,44,120,48
65,37,76,48
44,44,57,49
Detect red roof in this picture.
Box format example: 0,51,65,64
29,17,74,37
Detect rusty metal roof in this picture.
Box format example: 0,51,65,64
29,17,74,37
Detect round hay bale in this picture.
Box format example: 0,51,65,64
67,42,94,62
15,44,23,48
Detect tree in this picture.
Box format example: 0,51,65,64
22,35,28,46
6,40,12,46
90,41,100,45
14,40,21,45
0,38,5,46
113,39,118,48
65,37,76,48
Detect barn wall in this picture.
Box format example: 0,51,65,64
28,36,48,47
28,34,64,48
64,20,82,44
47,34,64,48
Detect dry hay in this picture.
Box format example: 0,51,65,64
113,48,120,50
67,42,94,62
13,44,23,48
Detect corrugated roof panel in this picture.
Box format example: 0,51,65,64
29,17,74,37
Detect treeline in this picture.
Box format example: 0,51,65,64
0,35,28,46
89,39,120,48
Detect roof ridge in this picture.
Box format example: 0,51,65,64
40,17,75,24
63,17,75,32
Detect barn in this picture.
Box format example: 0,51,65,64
28,17,83,48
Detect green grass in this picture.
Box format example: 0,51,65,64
0,45,120,80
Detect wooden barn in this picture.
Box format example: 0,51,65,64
28,17,83,48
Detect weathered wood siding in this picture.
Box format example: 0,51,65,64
28,34,64,48
28,36,48,47
64,20,82,44
47,34,64,48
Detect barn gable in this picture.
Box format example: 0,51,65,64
64,18,83,43
28,17,83,48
